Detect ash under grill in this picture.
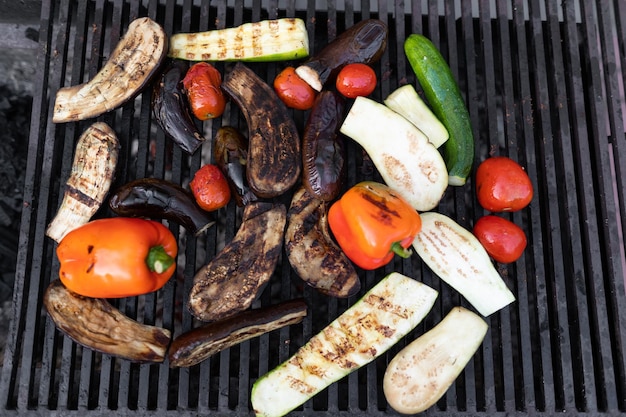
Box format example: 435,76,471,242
1,0,625,416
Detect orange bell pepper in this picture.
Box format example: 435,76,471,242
57,217,178,298
328,181,422,270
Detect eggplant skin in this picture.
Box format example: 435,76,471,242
285,187,360,298
169,299,307,368
188,202,287,322
44,280,171,363
152,60,206,155
213,126,258,206
109,177,215,236
302,91,346,202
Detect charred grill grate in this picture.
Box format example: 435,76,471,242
1,0,626,415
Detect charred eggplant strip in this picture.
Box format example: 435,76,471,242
213,126,258,206
222,63,301,198
109,177,215,236
295,19,388,91
152,60,206,154
44,280,171,363
53,17,168,123
188,202,286,322
285,187,360,298
169,298,307,368
302,91,346,202
47,122,119,242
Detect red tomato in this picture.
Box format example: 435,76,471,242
182,62,226,120
273,67,316,110
475,156,533,212
335,63,377,98
473,215,527,264
189,164,231,211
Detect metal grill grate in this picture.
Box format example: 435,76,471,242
1,0,626,415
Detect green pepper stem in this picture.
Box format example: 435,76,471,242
391,242,412,259
146,246,175,273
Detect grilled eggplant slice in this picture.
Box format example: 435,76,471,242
222,63,301,198
302,91,346,202
109,177,215,236
251,272,438,417
188,202,286,322
213,126,258,206
295,19,388,92
285,187,360,298
169,298,307,368
53,17,168,123
152,60,206,154
47,122,119,242
44,280,171,363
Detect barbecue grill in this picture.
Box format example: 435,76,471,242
2,0,625,415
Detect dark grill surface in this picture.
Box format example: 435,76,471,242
2,0,626,415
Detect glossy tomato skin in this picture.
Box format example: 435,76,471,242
189,164,231,211
473,215,527,264
182,62,226,120
335,63,377,98
273,67,316,110
475,156,533,212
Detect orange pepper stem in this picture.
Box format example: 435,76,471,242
391,242,412,258
146,245,175,273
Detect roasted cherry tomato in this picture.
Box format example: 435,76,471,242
473,215,527,264
189,164,231,211
475,156,533,212
273,66,316,110
335,63,377,98
182,62,226,120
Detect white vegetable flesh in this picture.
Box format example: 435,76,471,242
339,96,448,212
412,212,516,316
383,306,488,414
251,272,438,417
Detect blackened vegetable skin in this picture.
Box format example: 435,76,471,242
152,60,206,155
302,91,346,202
169,299,307,368
295,19,388,91
109,177,215,236
213,126,258,206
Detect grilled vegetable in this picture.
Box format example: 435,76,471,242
57,217,177,298
152,59,206,155
251,272,438,417
273,66,317,110
404,34,474,186
384,84,449,148
301,90,346,202
44,280,171,363
285,187,360,298
383,306,488,414
335,63,377,98
53,17,167,123
188,202,286,322
328,181,421,270
222,63,301,198
109,177,215,236
189,164,231,211
213,126,257,206
475,156,534,212
46,122,119,242
169,299,307,368
295,19,388,92
182,62,226,120
168,18,309,62
473,215,527,264
340,96,448,211
412,211,516,316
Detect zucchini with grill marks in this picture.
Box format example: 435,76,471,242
251,272,438,417
168,18,309,62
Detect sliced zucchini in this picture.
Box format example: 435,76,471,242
412,212,515,316
251,272,438,417
383,306,488,414
384,84,449,148
168,18,309,62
